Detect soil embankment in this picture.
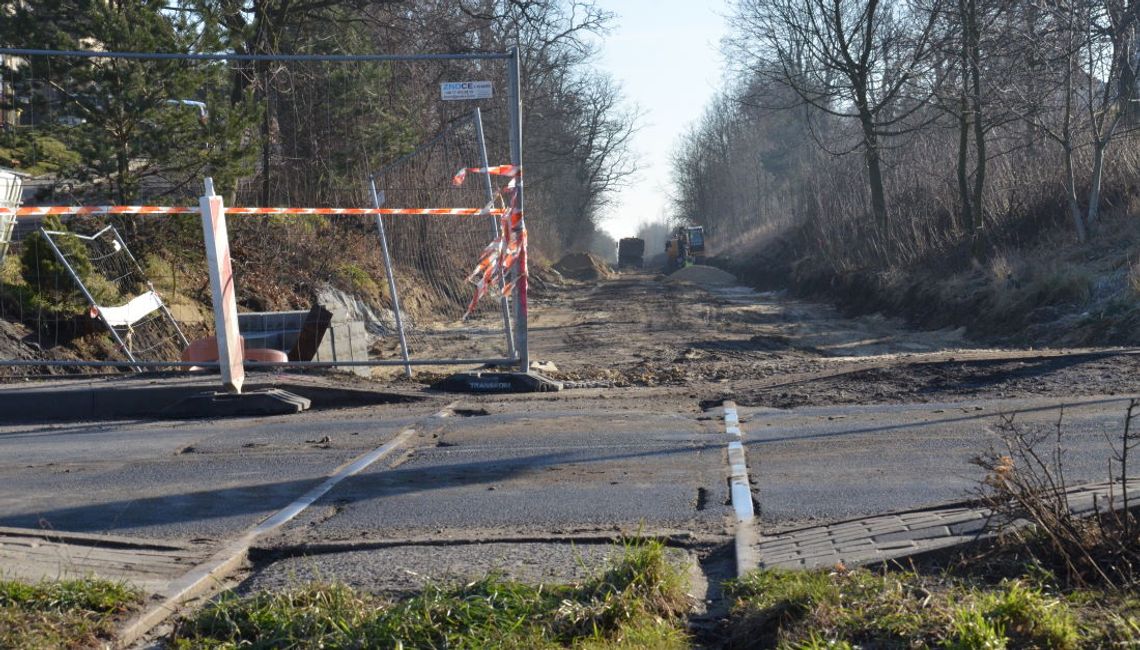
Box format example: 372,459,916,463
715,214,1140,348
553,252,614,281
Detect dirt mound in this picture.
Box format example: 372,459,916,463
666,265,738,287
554,252,614,281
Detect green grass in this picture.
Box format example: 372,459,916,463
171,539,690,649
335,263,382,298
0,577,141,650
724,569,1104,649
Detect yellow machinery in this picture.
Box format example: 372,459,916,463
665,225,706,270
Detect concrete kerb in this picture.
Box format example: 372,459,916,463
722,400,760,577
111,405,448,648
0,375,427,422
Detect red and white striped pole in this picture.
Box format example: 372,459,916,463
199,178,245,393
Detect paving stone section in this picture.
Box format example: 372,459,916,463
752,479,1138,570
0,526,215,594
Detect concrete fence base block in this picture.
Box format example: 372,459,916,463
162,388,311,418
433,371,562,394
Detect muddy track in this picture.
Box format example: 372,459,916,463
527,271,1140,408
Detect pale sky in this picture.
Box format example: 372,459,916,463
592,0,730,240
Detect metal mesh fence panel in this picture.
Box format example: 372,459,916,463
0,50,523,376
41,225,188,364
0,170,18,264
373,110,515,364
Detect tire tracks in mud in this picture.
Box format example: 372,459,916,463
536,273,1140,407
701,347,1140,409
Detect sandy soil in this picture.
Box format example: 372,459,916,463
525,267,1140,407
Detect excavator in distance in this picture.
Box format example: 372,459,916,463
665,225,706,270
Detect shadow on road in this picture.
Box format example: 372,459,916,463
0,442,722,535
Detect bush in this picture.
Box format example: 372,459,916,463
972,402,1140,589
0,132,81,175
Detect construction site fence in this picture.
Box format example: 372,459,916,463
0,47,530,380
0,202,522,379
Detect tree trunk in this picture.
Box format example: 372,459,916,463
1064,144,1087,242
1087,139,1109,227
1061,42,1084,242
956,0,976,235
260,62,271,206
971,99,986,229
968,0,986,235
956,94,973,233
116,141,130,205
863,129,889,231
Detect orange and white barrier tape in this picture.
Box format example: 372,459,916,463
1,206,198,216
456,164,528,318
0,206,505,217
451,164,521,187
223,207,504,216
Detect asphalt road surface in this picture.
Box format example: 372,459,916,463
740,395,1134,529
2,271,1138,601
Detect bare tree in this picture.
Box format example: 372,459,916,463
1000,0,1139,241
729,0,943,231
1081,0,1139,228
950,0,989,236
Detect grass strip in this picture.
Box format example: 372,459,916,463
0,577,140,650
725,566,1140,649
171,539,690,649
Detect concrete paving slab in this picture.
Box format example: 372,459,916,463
0,527,215,595
747,479,1139,571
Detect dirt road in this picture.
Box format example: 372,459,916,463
528,268,1140,408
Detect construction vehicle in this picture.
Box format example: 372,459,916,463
665,225,706,270
617,237,645,269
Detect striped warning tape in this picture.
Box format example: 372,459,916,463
451,164,521,186
0,206,505,217
0,206,197,216
224,207,505,216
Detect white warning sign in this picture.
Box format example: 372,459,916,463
440,81,493,101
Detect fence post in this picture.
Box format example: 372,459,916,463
506,46,530,372
370,178,413,378
200,177,245,393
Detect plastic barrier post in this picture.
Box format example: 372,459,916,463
200,178,245,393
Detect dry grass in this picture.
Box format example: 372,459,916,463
971,402,1140,591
